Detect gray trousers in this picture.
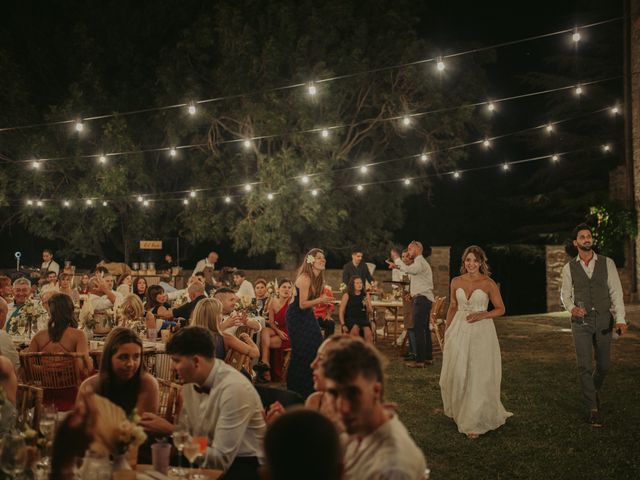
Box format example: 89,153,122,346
570,311,612,411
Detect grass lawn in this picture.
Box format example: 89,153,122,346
382,310,640,480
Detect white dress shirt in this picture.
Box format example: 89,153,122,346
0,330,19,369
182,360,265,471
193,259,216,274
560,253,626,324
343,414,427,480
41,259,60,275
88,291,122,310
395,255,435,301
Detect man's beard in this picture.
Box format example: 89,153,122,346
578,244,592,252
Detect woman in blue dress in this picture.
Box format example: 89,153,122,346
286,248,332,398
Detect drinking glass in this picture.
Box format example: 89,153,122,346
172,428,191,478
182,441,200,478
1,433,28,478
191,436,208,480
576,301,588,326
39,404,57,466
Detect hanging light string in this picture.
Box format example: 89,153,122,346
5,75,621,166
0,17,621,134
16,142,614,208
17,103,619,201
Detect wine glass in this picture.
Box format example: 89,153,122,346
172,428,190,478
191,436,208,480
39,404,57,466
182,441,200,478
1,433,28,478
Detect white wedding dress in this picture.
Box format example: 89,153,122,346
439,288,512,435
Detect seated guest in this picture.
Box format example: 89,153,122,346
28,293,93,410
58,272,80,304
0,355,18,433
313,284,336,339
190,297,259,360
4,277,33,333
305,335,349,433
323,338,427,479
253,279,271,318
139,327,265,479
40,270,59,295
0,298,20,369
0,275,13,302
77,274,90,295
117,294,156,331
78,327,158,416
116,273,133,297
256,279,292,382
262,409,342,480
233,270,255,301
133,276,148,303
86,275,120,310
171,282,207,322
215,287,262,333
146,285,174,320
338,276,373,343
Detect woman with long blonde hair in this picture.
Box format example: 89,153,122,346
190,297,259,360
285,248,332,398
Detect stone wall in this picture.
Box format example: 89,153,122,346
546,245,569,312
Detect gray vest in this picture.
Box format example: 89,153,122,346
569,255,611,316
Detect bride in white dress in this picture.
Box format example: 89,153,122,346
439,245,512,438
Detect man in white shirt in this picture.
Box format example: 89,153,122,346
389,241,435,367
41,249,60,275
323,337,427,480
87,275,121,311
233,270,255,302
560,223,627,427
0,298,20,369
4,277,33,334
40,270,59,296
193,251,219,274
139,326,265,479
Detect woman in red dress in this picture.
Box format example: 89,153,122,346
255,279,292,382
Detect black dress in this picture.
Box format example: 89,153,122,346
344,292,369,329
285,287,323,398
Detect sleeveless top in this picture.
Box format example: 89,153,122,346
345,292,367,322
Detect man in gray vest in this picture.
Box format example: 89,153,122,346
561,223,627,427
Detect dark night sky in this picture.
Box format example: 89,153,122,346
1,1,625,283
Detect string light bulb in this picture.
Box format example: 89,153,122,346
307,83,317,96
436,57,445,72
502,163,510,171
36,200,43,207
546,123,554,133
169,147,177,157
487,102,495,112
224,196,231,204
301,175,310,184
311,189,318,196
321,129,329,138
483,139,491,148
86,199,93,206
611,106,619,115
137,195,143,202
403,178,411,185
32,160,40,170
356,184,364,192
420,153,429,162
267,193,274,201
244,184,252,192
190,190,197,198
360,165,368,174
402,115,411,126
183,199,189,205
575,85,583,96
453,171,461,179
602,144,611,152
143,200,150,207
63,200,71,207
572,29,581,43
188,103,197,115
243,139,252,149
26,200,33,206
551,154,559,162
102,201,108,206
98,155,107,164
75,120,84,132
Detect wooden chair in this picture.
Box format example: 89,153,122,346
16,384,43,429
20,352,84,390
429,296,447,354
224,333,256,382
152,353,176,382
281,348,292,381
157,378,182,424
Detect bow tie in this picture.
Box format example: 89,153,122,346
193,384,211,395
